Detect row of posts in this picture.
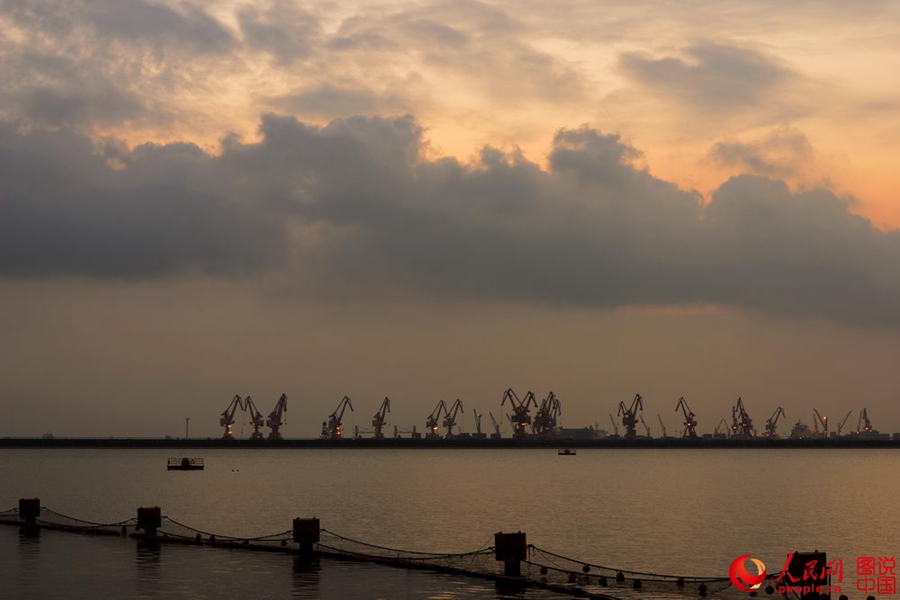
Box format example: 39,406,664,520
19,498,612,583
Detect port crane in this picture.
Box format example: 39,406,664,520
323,396,353,439
501,388,537,439
731,397,755,438
714,418,729,437
608,413,620,437
489,412,502,439
425,400,447,439
857,408,873,434
266,393,288,440
763,407,786,439
472,409,486,439
639,414,652,438
243,396,266,440
372,397,391,439
836,410,853,435
657,414,668,438
220,394,244,440
675,397,698,439
443,399,464,439
617,394,643,439
812,409,828,438
532,391,561,438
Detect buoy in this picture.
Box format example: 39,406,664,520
582,564,590,573
766,584,775,594
699,582,708,596
598,576,608,586
540,566,548,575
838,595,849,600
281,540,287,547
633,579,642,589
195,533,201,543
209,534,216,543
676,577,685,587
616,571,625,582
568,572,576,583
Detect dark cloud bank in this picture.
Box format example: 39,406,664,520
1,115,897,327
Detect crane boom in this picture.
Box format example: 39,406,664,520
657,413,667,438
372,397,391,439
858,408,873,434
489,412,502,439
443,399,464,439
731,397,755,438
533,391,562,438
472,409,486,439
244,396,265,440
266,393,288,440
837,410,853,435
675,397,698,439
219,394,244,440
323,396,353,439
426,400,447,439
812,409,828,438
608,413,619,437
501,388,536,438
764,407,786,439
617,394,643,439
639,414,651,438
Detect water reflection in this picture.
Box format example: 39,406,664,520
135,537,162,594
291,555,321,598
16,526,41,593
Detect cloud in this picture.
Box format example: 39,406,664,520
237,1,320,64
708,126,816,179
0,123,287,278
2,114,899,327
618,42,808,122
270,84,410,118
23,86,144,128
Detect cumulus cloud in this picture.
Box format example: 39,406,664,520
1,114,899,327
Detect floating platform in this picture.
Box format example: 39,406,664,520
167,458,204,470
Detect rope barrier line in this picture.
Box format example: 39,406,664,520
530,544,730,582
1,506,738,599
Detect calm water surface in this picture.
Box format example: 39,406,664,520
1,448,898,597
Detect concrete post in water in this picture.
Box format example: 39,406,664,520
136,506,162,537
18,498,40,526
293,518,320,560
494,531,527,577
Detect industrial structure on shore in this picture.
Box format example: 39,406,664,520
214,389,893,442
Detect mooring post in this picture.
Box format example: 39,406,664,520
494,531,527,577
18,498,40,526
136,506,162,537
293,517,320,561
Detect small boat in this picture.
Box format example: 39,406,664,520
167,457,204,470
558,449,576,456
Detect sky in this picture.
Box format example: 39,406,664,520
2,0,900,438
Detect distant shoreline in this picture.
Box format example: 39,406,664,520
1,437,897,449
